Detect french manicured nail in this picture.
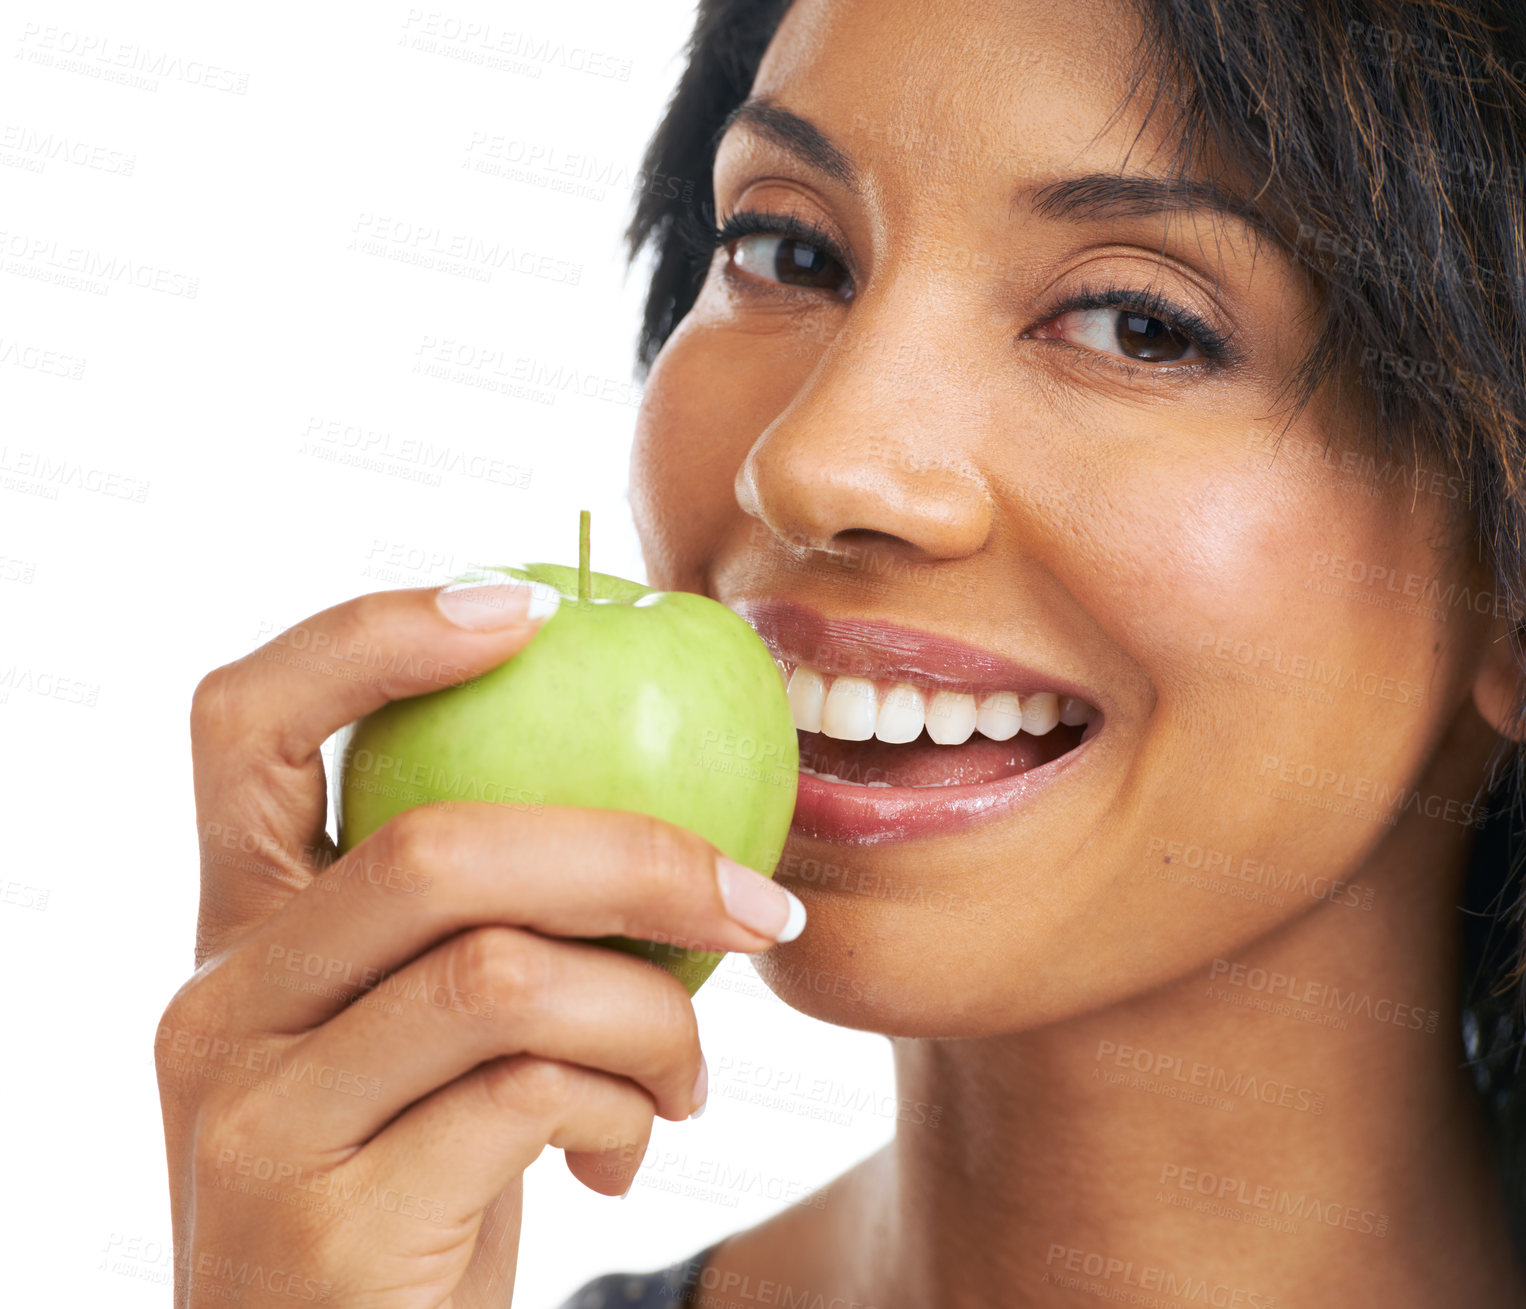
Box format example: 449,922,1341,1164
715,856,806,943
689,1053,709,1120
435,582,559,630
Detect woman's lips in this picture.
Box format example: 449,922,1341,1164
726,598,1104,845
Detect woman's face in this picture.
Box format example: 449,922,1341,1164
629,0,1505,1035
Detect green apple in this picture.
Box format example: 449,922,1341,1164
333,512,799,995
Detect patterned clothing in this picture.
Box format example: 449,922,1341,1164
555,1242,722,1308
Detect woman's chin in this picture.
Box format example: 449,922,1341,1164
747,909,1030,1039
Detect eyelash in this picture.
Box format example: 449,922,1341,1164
677,203,854,295
677,204,1240,370
1039,280,1242,369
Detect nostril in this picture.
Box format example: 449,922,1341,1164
832,527,903,542
823,528,930,573
827,527,913,554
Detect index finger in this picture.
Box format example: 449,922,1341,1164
190,581,558,963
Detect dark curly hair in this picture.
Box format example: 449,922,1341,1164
622,0,1526,1257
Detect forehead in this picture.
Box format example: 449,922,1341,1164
745,0,1171,194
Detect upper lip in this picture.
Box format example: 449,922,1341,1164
728,598,1102,708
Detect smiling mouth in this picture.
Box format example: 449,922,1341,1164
727,600,1104,842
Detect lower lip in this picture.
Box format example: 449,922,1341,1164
789,727,1099,845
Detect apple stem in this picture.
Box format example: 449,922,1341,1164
578,509,590,602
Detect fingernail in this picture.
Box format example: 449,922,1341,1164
689,1053,709,1120
715,856,806,943
436,582,559,630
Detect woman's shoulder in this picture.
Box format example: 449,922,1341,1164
553,1240,723,1309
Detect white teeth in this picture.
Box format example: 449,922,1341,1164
925,690,977,745
786,667,826,733
785,660,1092,747
1020,691,1059,735
875,682,926,744
975,691,1022,741
1058,695,1092,726
820,676,877,741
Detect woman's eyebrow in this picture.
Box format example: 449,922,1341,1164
716,95,1276,249
1028,174,1270,245
714,95,860,191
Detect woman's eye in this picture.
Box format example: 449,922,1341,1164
730,234,850,295
1033,307,1204,364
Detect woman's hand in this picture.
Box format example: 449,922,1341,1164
155,583,800,1308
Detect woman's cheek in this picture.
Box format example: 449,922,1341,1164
1068,426,1457,872
633,305,835,591
630,315,745,592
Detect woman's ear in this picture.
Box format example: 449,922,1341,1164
1472,614,1526,743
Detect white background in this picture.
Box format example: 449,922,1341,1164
0,3,894,1305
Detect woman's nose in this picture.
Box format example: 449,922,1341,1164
734,315,995,566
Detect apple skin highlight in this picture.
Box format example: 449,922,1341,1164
334,561,800,997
